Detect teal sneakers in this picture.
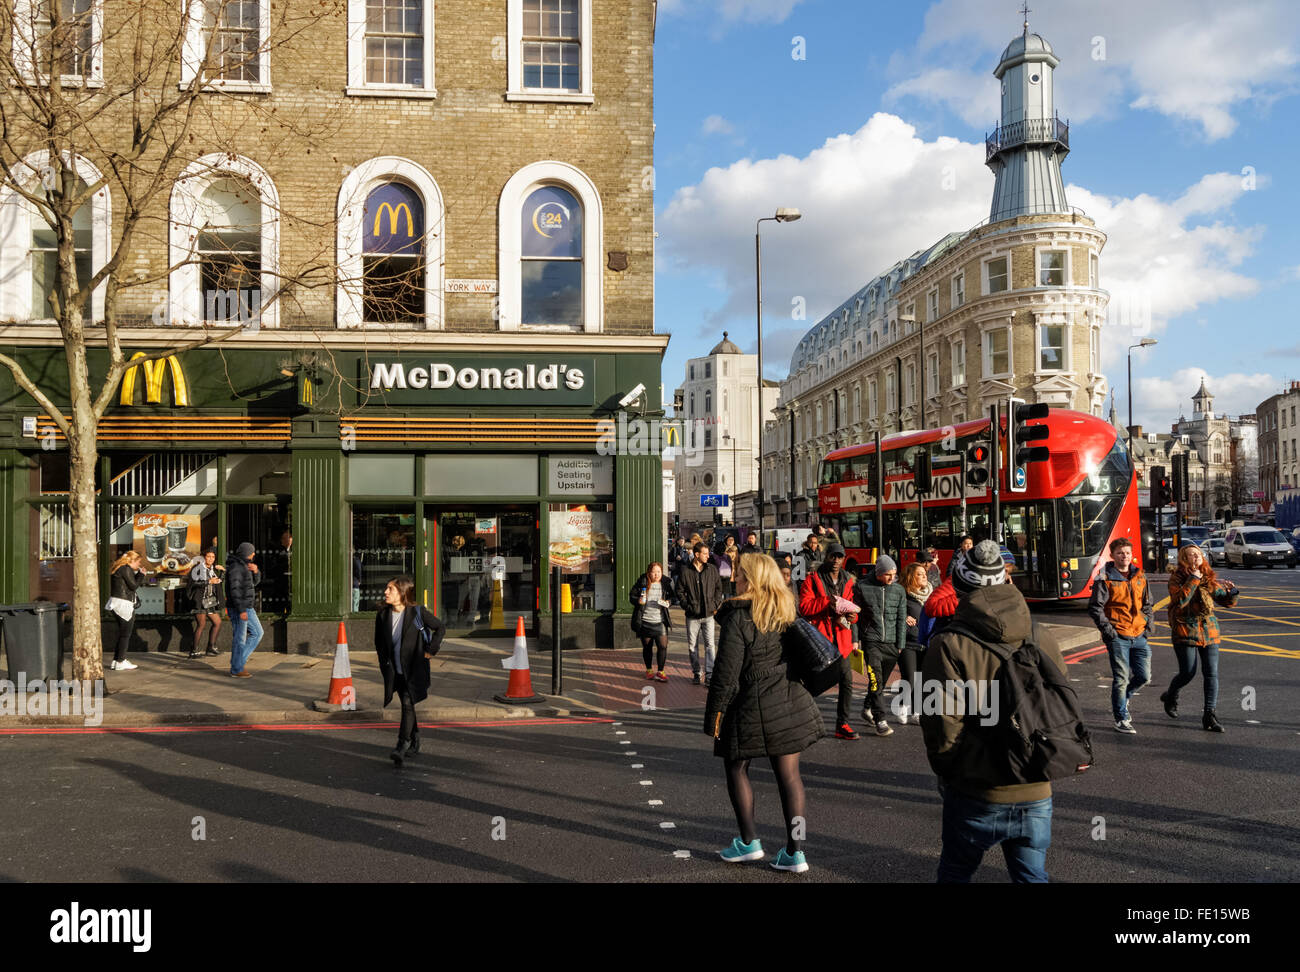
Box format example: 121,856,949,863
719,838,764,863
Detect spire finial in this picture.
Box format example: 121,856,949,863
1021,2,1031,34
722,330,728,342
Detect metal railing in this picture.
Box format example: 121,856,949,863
108,452,219,532
986,113,1069,162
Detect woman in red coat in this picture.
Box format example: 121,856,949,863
798,543,860,739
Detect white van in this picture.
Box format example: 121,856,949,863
1224,526,1297,569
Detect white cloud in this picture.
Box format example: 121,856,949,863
701,114,737,137
660,0,807,25
659,112,991,368
660,114,1266,386
1135,368,1280,431
886,0,1300,140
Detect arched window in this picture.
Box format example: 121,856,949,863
0,152,110,322
337,156,443,328
704,390,712,414
722,389,728,415
498,161,602,331
170,153,279,326
361,182,425,323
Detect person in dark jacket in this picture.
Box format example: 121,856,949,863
705,551,823,873
1088,536,1154,734
225,542,263,677
629,562,677,682
106,550,150,671
188,549,223,658
374,575,444,766
677,542,725,685
896,561,933,726
922,540,1067,883
852,554,907,736
798,543,860,739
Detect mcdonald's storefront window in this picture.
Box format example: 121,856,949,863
363,182,425,324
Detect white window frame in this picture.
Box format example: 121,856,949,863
11,0,105,87
346,0,437,99
982,253,1010,295
951,336,966,387
905,361,916,406
1037,247,1070,287
0,150,111,322
336,155,444,329
1090,326,1100,374
180,0,272,93
506,0,593,104
867,379,877,420
926,350,939,398
853,383,861,422
1089,252,1099,289
926,288,939,323
982,325,1011,378
168,153,280,327
886,372,897,413
705,390,712,414
498,160,602,332
951,272,965,309
1037,322,1068,372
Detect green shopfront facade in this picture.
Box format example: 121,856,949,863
0,335,667,653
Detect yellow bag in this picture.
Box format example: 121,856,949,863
849,648,865,676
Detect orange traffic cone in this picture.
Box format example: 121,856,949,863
313,621,356,712
494,616,544,704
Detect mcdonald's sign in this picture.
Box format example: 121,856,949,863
373,202,414,238
364,183,423,256
120,352,189,407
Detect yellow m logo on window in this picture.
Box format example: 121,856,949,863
120,352,190,406
373,202,415,238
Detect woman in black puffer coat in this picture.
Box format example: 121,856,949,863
704,552,823,873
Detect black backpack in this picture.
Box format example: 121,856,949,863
941,621,1094,783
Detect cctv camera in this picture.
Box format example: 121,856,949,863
619,383,647,408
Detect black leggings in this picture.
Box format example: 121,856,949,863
394,674,419,745
641,635,668,671
898,647,925,699
724,753,807,854
115,616,134,663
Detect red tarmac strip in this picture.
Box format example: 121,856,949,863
1063,644,1107,664
0,716,615,736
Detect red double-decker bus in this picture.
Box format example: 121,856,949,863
815,409,1140,602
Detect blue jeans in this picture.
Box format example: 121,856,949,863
1167,641,1219,712
937,787,1053,884
1108,635,1150,721
229,608,264,674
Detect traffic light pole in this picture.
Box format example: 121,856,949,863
959,452,969,534
873,430,883,563
990,401,1002,545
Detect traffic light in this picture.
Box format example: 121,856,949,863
965,442,990,489
1008,398,1050,493
1150,466,1172,509
914,450,932,495
1172,452,1190,503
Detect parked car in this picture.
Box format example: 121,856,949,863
1224,526,1298,569
1199,537,1226,567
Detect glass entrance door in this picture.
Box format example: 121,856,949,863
431,507,537,636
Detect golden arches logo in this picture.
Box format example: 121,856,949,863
373,202,415,238
120,352,189,407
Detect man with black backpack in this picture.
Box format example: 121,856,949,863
921,540,1091,883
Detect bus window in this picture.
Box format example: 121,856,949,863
882,510,903,560
1061,495,1123,560
926,506,955,549
850,456,875,489
841,512,862,549
899,508,921,551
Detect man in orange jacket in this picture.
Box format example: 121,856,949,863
1088,537,1153,735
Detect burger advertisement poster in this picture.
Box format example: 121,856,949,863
133,513,201,573
548,506,612,573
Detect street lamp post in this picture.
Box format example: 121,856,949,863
723,433,738,525
756,207,801,542
1127,338,1158,459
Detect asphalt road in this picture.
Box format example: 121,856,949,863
1,576,1297,883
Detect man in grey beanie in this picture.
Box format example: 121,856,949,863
225,542,263,677
851,554,907,735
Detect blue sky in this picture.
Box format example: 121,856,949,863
652,0,1300,432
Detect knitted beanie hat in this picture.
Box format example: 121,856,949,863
951,540,1006,593
874,554,897,576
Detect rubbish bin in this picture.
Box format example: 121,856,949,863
0,603,65,685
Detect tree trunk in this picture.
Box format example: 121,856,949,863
65,328,105,683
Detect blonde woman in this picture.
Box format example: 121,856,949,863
107,550,150,671
704,552,824,873
897,561,933,725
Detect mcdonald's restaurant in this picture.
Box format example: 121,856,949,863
0,336,667,653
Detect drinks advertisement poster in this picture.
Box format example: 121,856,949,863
134,513,201,574
547,507,613,572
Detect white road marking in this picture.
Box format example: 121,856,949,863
639,780,653,786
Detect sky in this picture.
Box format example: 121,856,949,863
652,0,1300,433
